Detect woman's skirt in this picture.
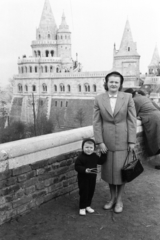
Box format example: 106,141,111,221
101,150,132,185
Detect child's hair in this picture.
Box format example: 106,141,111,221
82,138,96,150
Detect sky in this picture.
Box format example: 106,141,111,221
0,0,160,87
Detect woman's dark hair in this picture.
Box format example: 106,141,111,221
104,71,124,91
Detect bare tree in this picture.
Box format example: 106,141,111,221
74,108,86,127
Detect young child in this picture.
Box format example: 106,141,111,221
75,138,106,216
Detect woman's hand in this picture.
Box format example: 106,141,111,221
99,143,108,154
128,143,135,152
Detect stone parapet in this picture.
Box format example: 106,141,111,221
0,122,145,225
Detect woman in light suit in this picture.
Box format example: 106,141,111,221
93,71,137,213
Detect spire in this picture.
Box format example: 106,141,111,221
37,0,57,39
149,45,160,66
119,20,133,51
58,12,70,33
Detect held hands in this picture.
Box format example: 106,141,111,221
85,168,99,174
99,143,108,154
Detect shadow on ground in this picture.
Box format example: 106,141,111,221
0,160,160,240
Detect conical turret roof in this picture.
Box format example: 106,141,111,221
119,20,133,51
38,0,57,37
149,45,160,66
58,12,70,33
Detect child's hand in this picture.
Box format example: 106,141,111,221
85,168,98,174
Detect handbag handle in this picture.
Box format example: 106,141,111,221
123,150,130,167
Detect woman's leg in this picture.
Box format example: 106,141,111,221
103,184,116,209
109,184,117,201
116,184,125,203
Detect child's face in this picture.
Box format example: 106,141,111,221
83,142,94,155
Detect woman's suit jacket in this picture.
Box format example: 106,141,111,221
93,91,137,151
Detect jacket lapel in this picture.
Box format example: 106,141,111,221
114,92,125,117
102,92,113,117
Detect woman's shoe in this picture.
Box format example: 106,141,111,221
114,202,123,213
79,209,86,216
86,207,95,213
103,200,115,210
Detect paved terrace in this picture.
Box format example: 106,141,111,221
0,122,160,239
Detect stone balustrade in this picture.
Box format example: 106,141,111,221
0,121,145,225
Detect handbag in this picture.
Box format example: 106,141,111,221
121,150,144,182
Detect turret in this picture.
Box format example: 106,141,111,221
57,12,71,58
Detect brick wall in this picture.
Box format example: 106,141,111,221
0,122,146,225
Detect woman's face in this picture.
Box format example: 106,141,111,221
107,75,121,94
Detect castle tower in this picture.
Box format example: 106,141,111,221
57,12,72,72
113,20,140,87
148,45,160,75
31,0,58,58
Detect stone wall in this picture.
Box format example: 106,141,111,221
0,121,145,225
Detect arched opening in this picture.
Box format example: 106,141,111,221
34,51,37,57
32,85,36,92
25,85,28,92
56,67,59,73
46,50,49,57
78,85,81,92
41,66,43,73
51,50,54,57
18,84,23,92
60,84,64,92
93,84,96,92
88,85,90,92
54,85,57,92
48,34,50,39
45,66,47,72
21,67,23,73
42,83,47,92
25,66,27,73
37,50,41,57
84,84,88,92
66,101,68,107
61,101,63,107
55,101,57,106
67,85,71,92
61,36,63,39
39,34,41,39
29,66,32,73
35,66,37,73
128,47,130,51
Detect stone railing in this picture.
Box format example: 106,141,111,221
0,121,145,225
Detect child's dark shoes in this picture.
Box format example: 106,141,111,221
79,209,86,216
86,207,95,213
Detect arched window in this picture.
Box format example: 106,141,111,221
35,66,37,73
128,47,130,51
38,50,41,57
93,84,96,92
56,67,59,73
60,84,65,92
48,34,50,39
42,83,47,92
46,50,49,57
41,66,43,73
61,101,63,107
45,66,47,72
50,66,53,72
66,101,68,107
54,85,57,92
29,66,32,73
67,85,71,92
55,101,57,106
51,50,54,57
32,85,36,92
25,85,28,92
84,84,90,92
25,66,27,73
18,84,23,92
34,51,37,57
39,34,41,39
21,67,23,73
78,84,81,92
